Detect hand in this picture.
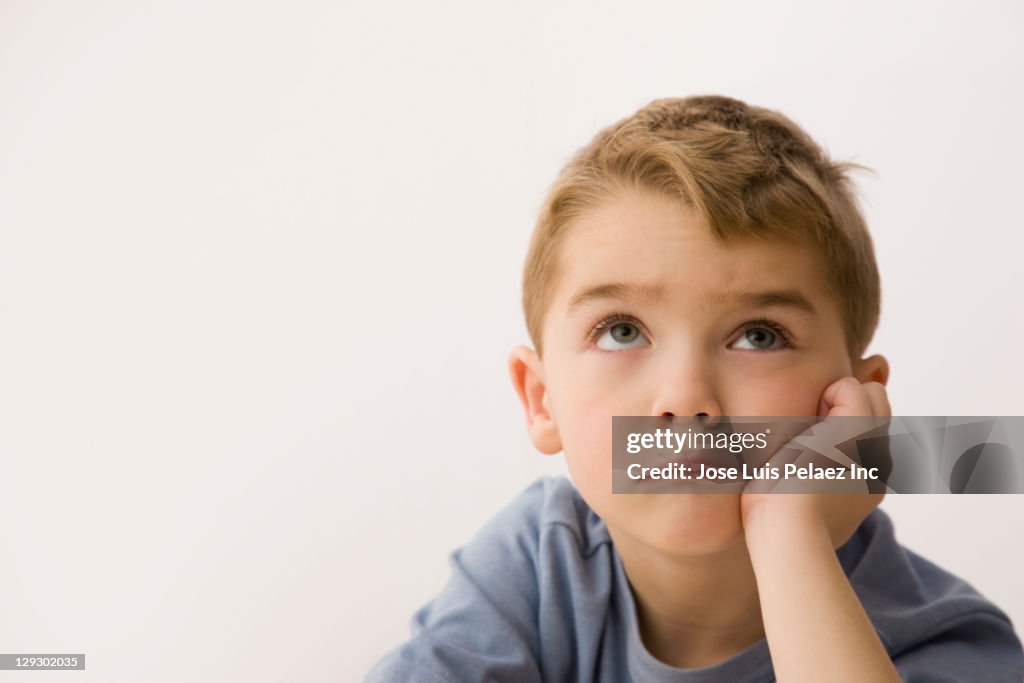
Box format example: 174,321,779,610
740,377,891,549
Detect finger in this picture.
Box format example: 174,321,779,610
862,382,892,417
821,377,873,417
814,379,885,462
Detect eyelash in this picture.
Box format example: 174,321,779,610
586,312,643,343
585,312,795,349
742,317,795,348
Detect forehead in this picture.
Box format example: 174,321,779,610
547,190,835,320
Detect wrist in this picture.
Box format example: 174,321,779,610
743,500,832,557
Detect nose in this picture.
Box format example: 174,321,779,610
650,351,723,419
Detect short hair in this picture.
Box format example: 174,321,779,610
521,95,880,361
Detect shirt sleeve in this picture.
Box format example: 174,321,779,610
364,480,548,683
893,610,1024,683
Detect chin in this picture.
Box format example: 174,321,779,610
613,493,747,559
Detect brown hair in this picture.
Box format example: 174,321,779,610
522,95,880,361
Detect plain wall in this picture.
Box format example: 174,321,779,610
1,1,1022,681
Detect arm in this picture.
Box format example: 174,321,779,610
741,378,902,683
744,502,901,683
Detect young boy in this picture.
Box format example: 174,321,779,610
365,96,1024,681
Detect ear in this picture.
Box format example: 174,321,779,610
507,345,562,455
853,353,890,386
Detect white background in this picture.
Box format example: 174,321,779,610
1,1,1022,681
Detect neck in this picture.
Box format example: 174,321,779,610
609,528,765,669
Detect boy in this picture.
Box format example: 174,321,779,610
365,96,1024,681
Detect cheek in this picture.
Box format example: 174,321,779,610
545,373,618,499
547,355,625,448
723,362,838,416
555,400,612,486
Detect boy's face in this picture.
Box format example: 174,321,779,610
511,188,885,558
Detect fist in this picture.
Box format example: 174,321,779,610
740,376,892,548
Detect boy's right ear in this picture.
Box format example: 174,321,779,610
507,345,562,455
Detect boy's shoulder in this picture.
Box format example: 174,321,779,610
364,476,622,683
485,475,612,554
840,508,1023,674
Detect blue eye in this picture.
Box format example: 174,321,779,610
590,315,650,351
731,320,792,351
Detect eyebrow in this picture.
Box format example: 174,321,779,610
566,282,818,318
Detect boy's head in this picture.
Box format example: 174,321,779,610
522,95,880,364
509,95,889,558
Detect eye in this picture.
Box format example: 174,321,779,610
589,314,651,351
730,319,793,351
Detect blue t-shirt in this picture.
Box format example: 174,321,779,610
366,477,1024,682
